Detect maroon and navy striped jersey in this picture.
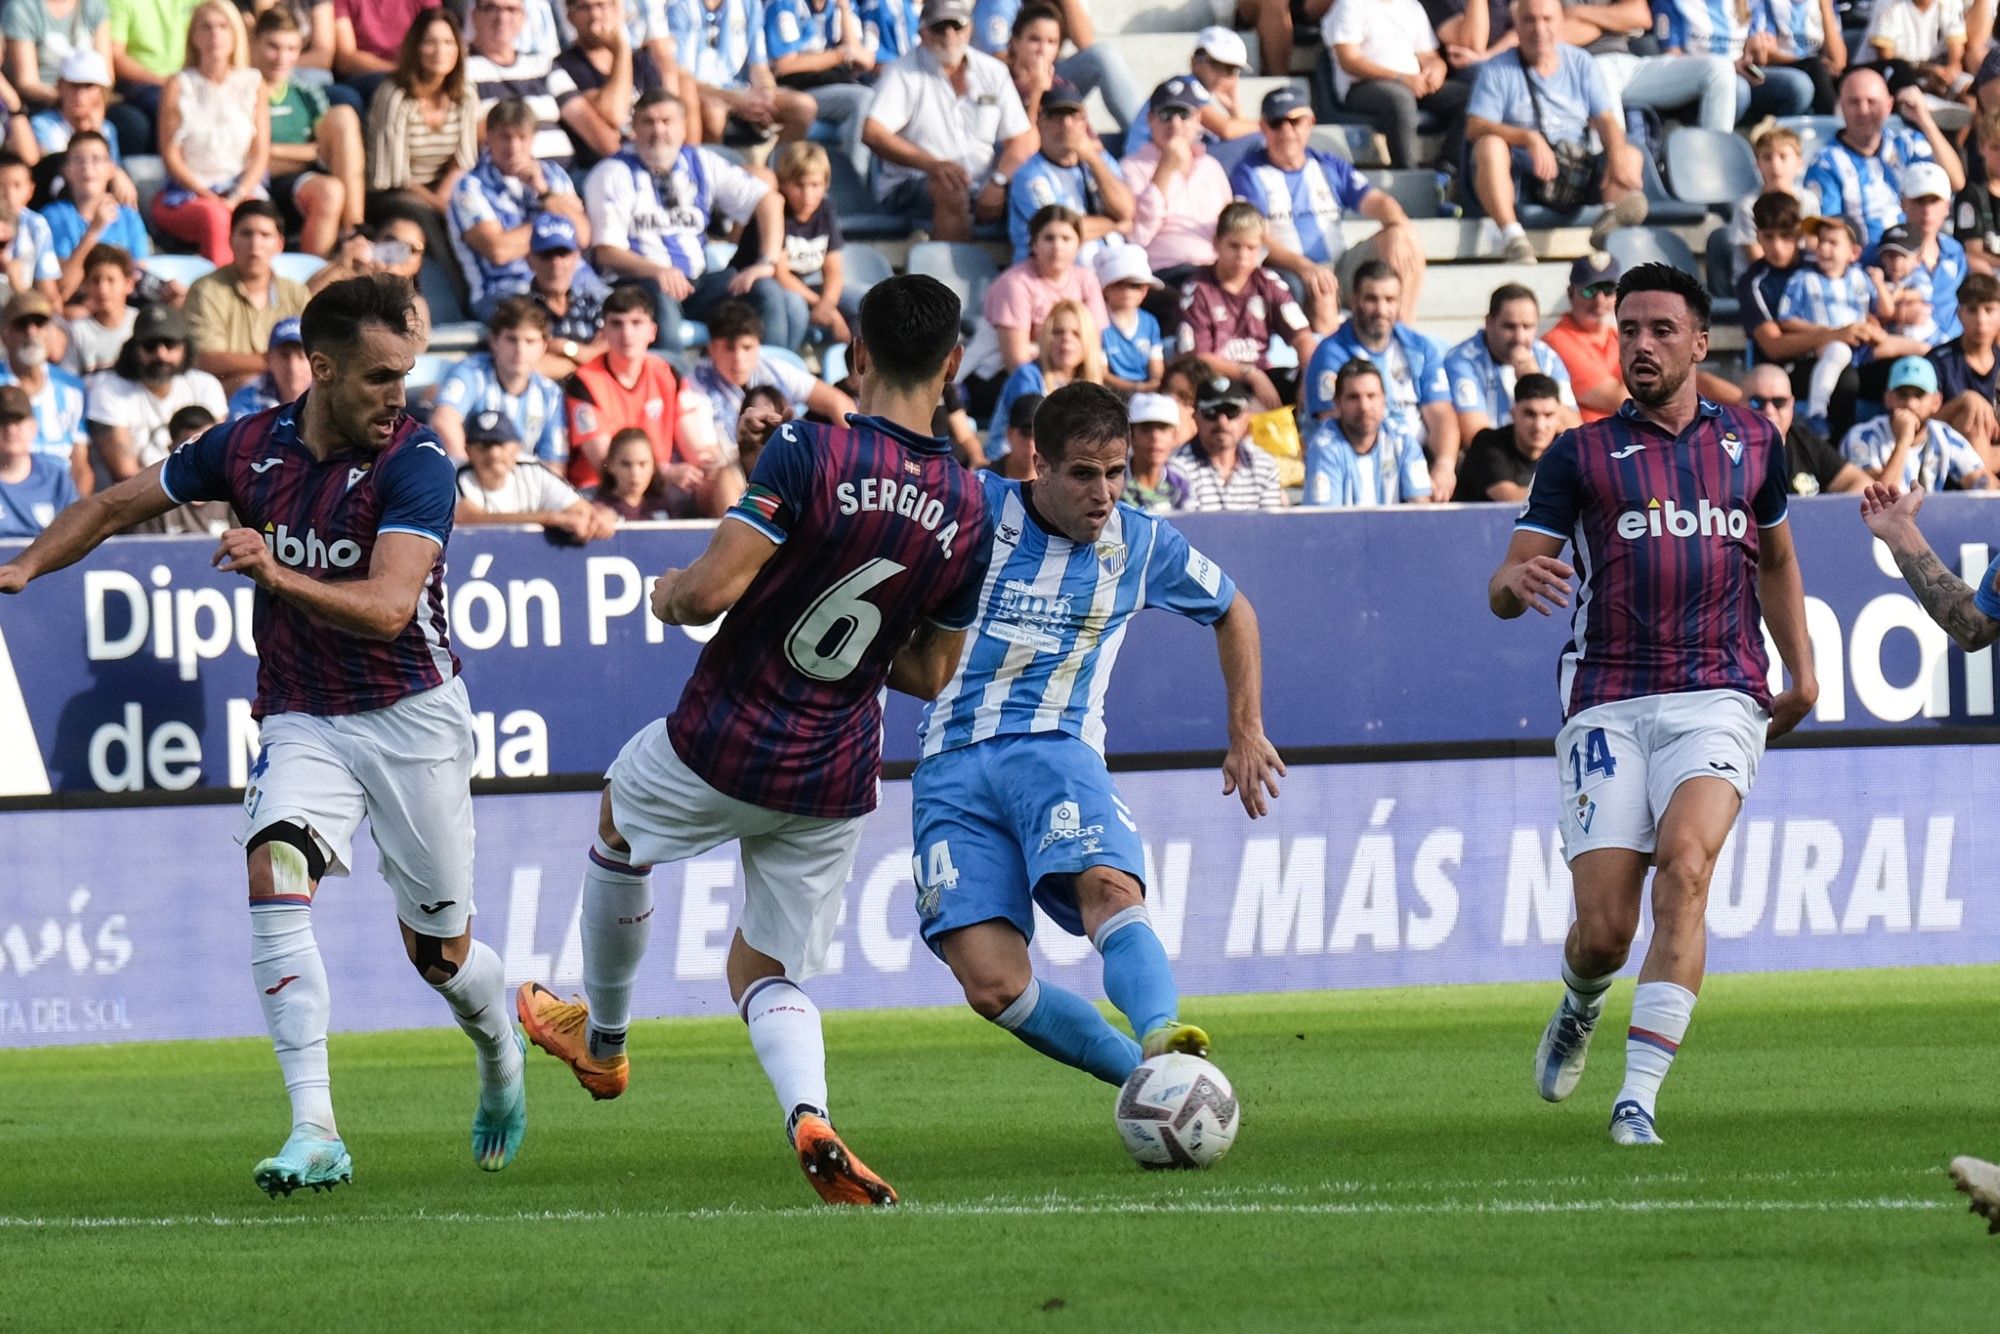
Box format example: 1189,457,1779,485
1517,398,1789,719
161,397,460,719
666,414,992,819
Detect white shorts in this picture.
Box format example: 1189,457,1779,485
240,677,478,937
606,719,865,981
1555,688,1769,862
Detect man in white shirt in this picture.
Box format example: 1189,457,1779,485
454,407,618,540
84,303,228,487
861,0,1036,241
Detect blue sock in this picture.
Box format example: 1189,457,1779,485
994,977,1142,1085
1094,906,1178,1043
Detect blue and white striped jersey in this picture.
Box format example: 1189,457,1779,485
434,353,570,466
1804,123,1935,248
1442,332,1576,425
583,147,770,278
919,473,1238,759
1779,264,1872,328
1753,0,1823,57
0,365,86,465
1652,0,1763,57
670,0,769,87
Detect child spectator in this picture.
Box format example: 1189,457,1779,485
995,389,1040,480
1176,202,1315,410
42,132,150,302
1955,109,2000,274
432,295,569,465
1869,223,1942,346
591,424,700,520
62,244,137,378
1781,216,1893,430
735,382,792,478
1729,125,1811,280
226,316,310,419
735,140,850,344
0,383,75,538
454,406,618,540
1095,246,1165,394
987,297,1102,459
1123,390,1190,511
686,298,852,446
155,402,232,534
0,153,60,303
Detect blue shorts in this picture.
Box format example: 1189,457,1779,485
910,734,1146,955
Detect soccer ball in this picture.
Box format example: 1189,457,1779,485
1114,1053,1240,1169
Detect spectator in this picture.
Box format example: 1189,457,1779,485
151,1,269,266
670,0,817,145
1782,215,1924,430
1300,258,1458,497
303,217,435,315
1325,0,1468,169
108,0,201,129
27,47,132,169
225,314,309,419
1869,223,1941,345
0,290,87,493
8,0,117,116
1654,0,1814,121
449,98,589,321
1463,0,1647,265
1175,201,1316,410
961,202,1107,408
1159,350,1204,447
1462,370,1572,503
1743,360,1867,494
1426,0,1514,78
1543,250,1624,422
85,302,227,483
1841,355,1991,488
364,8,480,277
333,0,434,96
1123,390,1190,511
1232,0,1294,85
1443,282,1578,440
563,281,691,490
1755,0,1846,113
184,200,311,395
253,6,365,257
1728,125,1811,281
734,381,790,475
584,89,803,350
862,0,1034,242
764,0,877,151
1096,246,1165,394
61,242,136,377
431,295,569,465
1860,0,1966,86
993,388,1039,478
1005,76,1133,266
42,129,148,299
466,0,578,166
1806,65,1964,249
1302,358,1433,506
857,0,921,65
149,402,231,533
1125,27,1260,155
1121,77,1233,310
1231,86,1424,334
1928,269,2000,465
977,0,1142,130
0,383,75,537
1736,190,1829,381
591,423,700,518
1956,107,2000,274
559,0,670,171
1868,160,1967,344
687,297,851,449
0,155,58,303
988,296,1101,458
733,140,851,345
1173,373,1285,509
1579,1,1738,137
525,212,609,379
453,405,617,538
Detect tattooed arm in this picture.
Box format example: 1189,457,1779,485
1859,481,2000,652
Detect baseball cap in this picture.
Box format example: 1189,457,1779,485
1194,375,1248,413
270,316,303,348
1901,160,1952,201
464,409,522,446
1800,213,1861,245
530,212,579,254
1886,355,1939,395
920,0,972,27
58,48,113,87
1260,85,1311,122
1194,25,1248,69
0,385,31,422
1128,392,1180,426
1094,245,1164,290
3,289,54,325
1568,250,1622,291
1040,76,1085,112
132,303,190,345
1877,222,1918,256
1150,76,1209,115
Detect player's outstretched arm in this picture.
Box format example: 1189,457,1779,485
1488,529,1574,619
650,518,780,625
1861,481,2000,652
1214,592,1286,819
1756,515,1819,740
0,464,178,592
213,528,441,641
887,621,968,701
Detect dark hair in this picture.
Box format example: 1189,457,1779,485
706,299,763,344
1487,283,1538,318
1513,372,1561,403
486,97,538,136
1032,381,1127,463
603,427,672,506
83,243,134,276
1348,258,1398,298
743,383,791,418
393,8,466,101
169,404,217,437
1963,271,2000,308
489,293,552,337
253,5,301,37
1334,358,1383,398
299,273,424,357
231,198,285,234
634,86,684,116
1160,353,1206,404
602,282,657,321
1010,0,1064,40
64,129,110,159
857,274,962,388
1614,261,1711,331
1751,190,1802,232
1026,203,1083,245
1007,391,1043,433
113,305,193,381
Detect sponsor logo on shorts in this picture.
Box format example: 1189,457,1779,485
1573,793,1596,833
1039,799,1107,853
417,899,456,916
263,975,300,995
1708,760,1738,774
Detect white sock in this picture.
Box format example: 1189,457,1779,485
1618,980,1698,1117
580,844,653,1059
1499,221,1526,242
1807,341,1852,417
430,938,520,1111
1561,958,1615,1016
741,976,829,1131
250,901,336,1136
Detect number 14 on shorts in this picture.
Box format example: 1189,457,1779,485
1567,726,1617,792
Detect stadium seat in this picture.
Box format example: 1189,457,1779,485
1638,150,1708,225
906,241,1000,332
1368,168,1442,220
271,252,326,285
1703,227,1741,325
427,321,483,351
1604,225,1700,277
1307,126,1356,162
418,257,468,326
677,320,708,348
1775,114,1842,166
840,243,893,302
124,154,167,217
1208,133,1262,178
1665,127,1761,209
405,353,452,391
828,152,902,239
140,254,216,286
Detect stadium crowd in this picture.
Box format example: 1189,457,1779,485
3,0,2000,540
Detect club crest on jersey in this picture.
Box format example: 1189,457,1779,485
1095,540,1127,576
1721,431,1743,464
346,465,369,492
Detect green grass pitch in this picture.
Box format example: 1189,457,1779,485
3,966,1995,1331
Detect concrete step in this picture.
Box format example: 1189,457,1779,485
1089,0,1231,34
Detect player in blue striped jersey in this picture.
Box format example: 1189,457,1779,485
911,381,1285,1088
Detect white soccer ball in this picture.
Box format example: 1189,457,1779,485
1115,1053,1240,1169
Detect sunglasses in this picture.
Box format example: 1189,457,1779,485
1747,394,1792,410
1581,283,1616,296
927,18,966,30
138,338,177,352
1198,404,1244,420
1262,113,1310,129
1155,105,1194,120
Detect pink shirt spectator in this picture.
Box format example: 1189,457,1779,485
962,260,1108,380
337,0,435,63
1120,142,1231,270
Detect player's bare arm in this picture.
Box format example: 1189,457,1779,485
0,463,178,591
213,528,441,642
887,620,969,701
1862,481,2000,651
1755,515,1818,740
1214,592,1285,819
1488,529,1575,619
650,516,780,625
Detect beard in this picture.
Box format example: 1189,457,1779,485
138,356,178,386
1625,357,1688,408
